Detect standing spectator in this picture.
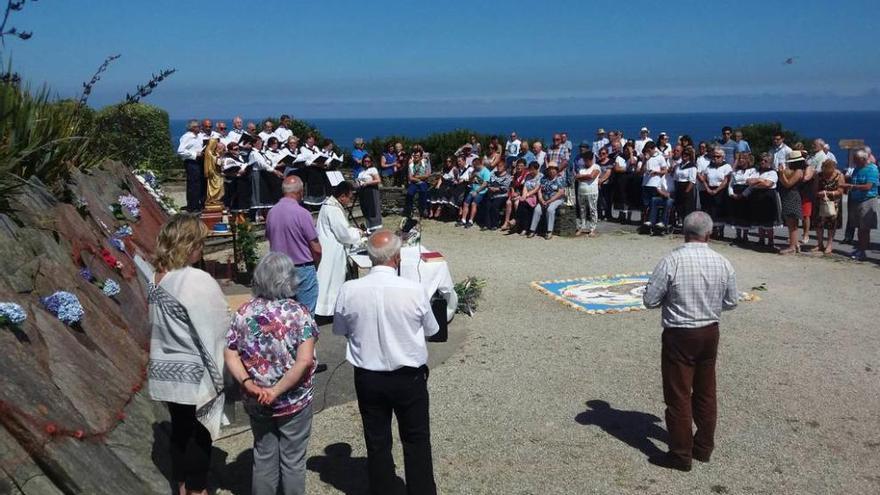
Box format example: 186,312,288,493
734,130,751,161
178,120,206,212
356,156,383,232
840,149,879,261
380,142,398,186
777,151,807,254
746,152,781,250
548,133,571,179
528,162,566,240
574,150,600,237
592,128,609,155
643,211,738,472
505,132,522,164
635,127,653,155
404,150,432,218
697,148,732,239
673,146,698,222
333,230,439,495
351,137,369,178
814,159,845,255
483,159,512,230
147,214,229,495
225,252,318,495
716,126,737,165
641,142,668,226
615,141,640,224
266,176,323,313
561,132,573,154
656,132,673,161
770,132,793,169
595,148,615,220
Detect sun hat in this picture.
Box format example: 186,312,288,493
640,127,649,133
786,150,807,163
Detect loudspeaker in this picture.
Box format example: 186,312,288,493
427,292,448,343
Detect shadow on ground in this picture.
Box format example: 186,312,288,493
307,442,406,495
575,400,668,458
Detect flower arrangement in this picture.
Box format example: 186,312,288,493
100,279,121,297
79,266,94,282
454,276,487,317
133,169,178,215
40,291,84,325
0,302,27,326
117,194,140,218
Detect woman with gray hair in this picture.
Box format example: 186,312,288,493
225,252,319,495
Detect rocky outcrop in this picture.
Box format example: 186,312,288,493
0,161,170,494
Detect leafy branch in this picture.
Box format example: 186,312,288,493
0,0,34,45
124,68,175,104
79,54,120,105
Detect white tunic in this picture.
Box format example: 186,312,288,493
315,197,362,316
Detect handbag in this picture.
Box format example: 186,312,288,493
818,198,837,218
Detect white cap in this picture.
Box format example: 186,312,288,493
640,127,650,133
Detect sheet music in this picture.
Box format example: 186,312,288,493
326,170,345,186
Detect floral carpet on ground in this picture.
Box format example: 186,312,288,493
531,273,759,315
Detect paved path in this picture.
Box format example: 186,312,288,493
210,216,879,494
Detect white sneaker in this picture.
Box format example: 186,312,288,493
643,221,652,227
655,222,665,229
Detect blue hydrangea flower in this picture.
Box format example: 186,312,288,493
114,225,133,238
0,302,27,325
40,291,84,325
101,279,121,297
110,237,126,252
79,266,94,282
117,194,140,217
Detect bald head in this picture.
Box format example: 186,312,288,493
366,229,402,267
282,175,303,198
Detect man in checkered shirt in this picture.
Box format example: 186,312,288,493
643,211,738,472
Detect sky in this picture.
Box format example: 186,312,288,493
5,0,880,119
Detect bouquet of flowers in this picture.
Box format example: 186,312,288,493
110,237,126,253
0,302,26,326
40,291,85,325
114,225,133,238
100,278,121,297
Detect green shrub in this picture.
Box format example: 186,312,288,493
93,102,179,173
363,129,504,169
0,83,102,209
738,122,810,156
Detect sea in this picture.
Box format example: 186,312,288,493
170,111,880,161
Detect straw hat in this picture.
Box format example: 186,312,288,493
786,150,806,163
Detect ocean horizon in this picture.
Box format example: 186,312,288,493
170,111,880,160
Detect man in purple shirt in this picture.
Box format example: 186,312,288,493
266,176,323,313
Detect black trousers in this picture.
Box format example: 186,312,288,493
354,366,436,495
167,402,212,491
184,159,205,211
484,196,507,229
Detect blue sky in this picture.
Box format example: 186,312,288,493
5,0,880,118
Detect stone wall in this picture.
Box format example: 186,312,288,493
0,161,170,494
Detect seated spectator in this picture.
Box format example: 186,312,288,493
225,252,318,495
482,160,512,230
514,162,542,235
457,159,491,228
380,142,398,185
814,159,844,255
647,171,675,232
501,159,528,231
429,157,457,219
528,162,566,240
404,149,432,218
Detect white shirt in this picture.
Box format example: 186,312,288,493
333,265,439,371
703,164,732,187
227,127,245,144
258,131,275,146
248,149,273,172
176,131,201,161
592,138,609,155
772,144,792,168
728,168,758,195
758,170,778,189
576,163,601,195
642,151,668,188
674,165,697,183
696,155,711,174
635,137,653,155
357,167,379,185
505,139,521,157
534,150,547,167
274,126,293,143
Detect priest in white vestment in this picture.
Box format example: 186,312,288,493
315,181,363,316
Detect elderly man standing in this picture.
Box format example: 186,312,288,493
266,176,322,313
333,230,439,495
643,211,738,472
841,149,879,261
177,119,205,212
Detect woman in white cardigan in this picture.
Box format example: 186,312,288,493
315,181,363,317
146,214,230,495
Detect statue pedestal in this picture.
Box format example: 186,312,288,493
201,209,223,231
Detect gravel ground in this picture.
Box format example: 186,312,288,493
211,217,880,495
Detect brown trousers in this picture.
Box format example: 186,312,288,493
661,323,719,465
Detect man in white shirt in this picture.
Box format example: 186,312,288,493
274,114,293,143
641,141,668,224
177,120,205,211
226,116,245,144
561,132,573,154
770,132,792,169
333,230,439,495
592,128,609,155
505,131,522,160
199,119,214,140
258,120,275,146
213,121,228,142
635,127,653,155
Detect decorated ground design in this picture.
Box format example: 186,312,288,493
531,272,759,315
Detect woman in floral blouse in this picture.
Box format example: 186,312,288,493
528,161,567,239
225,252,319,495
